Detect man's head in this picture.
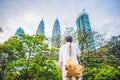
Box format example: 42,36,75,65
65,35,73,42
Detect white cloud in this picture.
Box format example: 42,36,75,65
0,0,120,43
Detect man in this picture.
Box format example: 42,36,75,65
59,35,82,80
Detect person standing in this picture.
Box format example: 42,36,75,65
59,35,82,80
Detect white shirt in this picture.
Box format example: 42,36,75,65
59,42,81,70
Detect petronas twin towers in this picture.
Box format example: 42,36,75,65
36,18,61,48
36,18,61,37
15,18,61,48
15,11,95,50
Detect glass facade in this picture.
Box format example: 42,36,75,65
15,27,25,39
36,19,45,35
52,18,61,48
76,12,95,50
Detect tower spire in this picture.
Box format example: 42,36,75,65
15,27,25,39
36,19,45,35
83,9,86,13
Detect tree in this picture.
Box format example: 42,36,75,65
52,35,61,48
81,46,120,80
93,31,107,48
0,34,61,80
109,35,120,61
0,37,24,80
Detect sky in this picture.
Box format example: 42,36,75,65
0,0,120,43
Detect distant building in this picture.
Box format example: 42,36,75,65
15,27,25,39
36,19,45,35
52,18,61,48
76,10,95,50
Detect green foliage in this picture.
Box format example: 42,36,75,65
83,65,120,80
111,41,120,61
0,37,24,80
0,33,120,80
0,34,61,80
52,35,61,48
80,46,120,80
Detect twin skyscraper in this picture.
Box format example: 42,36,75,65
15,18,61,37
15,18,61,48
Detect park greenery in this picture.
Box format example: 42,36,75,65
0,35,61,80
0,30,120,80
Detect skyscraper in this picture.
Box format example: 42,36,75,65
15,27,25,39
52,18,61,48
76,10,95,50
36,19,45,35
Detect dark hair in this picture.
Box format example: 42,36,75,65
65,35,73,42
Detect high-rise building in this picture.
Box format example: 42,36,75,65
52,18,61,48
76,10,95,50
15,27,25,39
36,19,45,35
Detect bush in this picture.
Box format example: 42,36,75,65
83,65,120,80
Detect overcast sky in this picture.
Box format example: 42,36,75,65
0,0,120,43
